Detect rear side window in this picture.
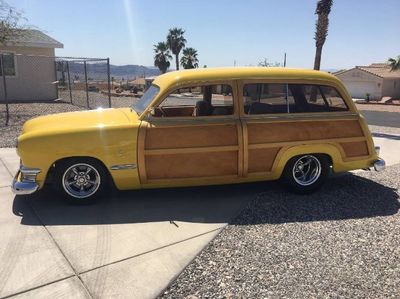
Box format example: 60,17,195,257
243,83,348,115
243,83,294,114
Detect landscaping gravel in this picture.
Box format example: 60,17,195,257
160,164,400,299
0,92,138,147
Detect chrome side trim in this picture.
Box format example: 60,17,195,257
110,164,137,170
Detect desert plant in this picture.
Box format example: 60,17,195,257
167,27,186,70
388,56,400,71
313,0,333,70
180,47,199,69
153,41,172,74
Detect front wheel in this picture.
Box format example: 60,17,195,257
281,154,330,194
54,158,108,204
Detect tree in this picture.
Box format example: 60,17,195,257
0,0,28,44
258,58,282,67
180,47,199,69
153,41,172,74
313,0,333,70
388,56,400,71
167,27,186,71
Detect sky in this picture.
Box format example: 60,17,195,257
7,0,400,69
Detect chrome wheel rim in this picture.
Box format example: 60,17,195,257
292,155,321,186
62,163,100,199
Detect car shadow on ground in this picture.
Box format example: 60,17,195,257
13,172,399,227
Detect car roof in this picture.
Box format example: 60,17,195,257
152,67,340,89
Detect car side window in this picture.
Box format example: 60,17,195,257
290,84,348,113
243,83,294,114
154,84,234,117
243,83,348,115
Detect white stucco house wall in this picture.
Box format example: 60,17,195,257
0,29,63,102
335,63,400,100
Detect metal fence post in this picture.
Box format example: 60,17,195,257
107,58,111,108
84,61,89,108
0,54,10,126
66,61,73,104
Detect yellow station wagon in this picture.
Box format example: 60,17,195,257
12,67,385,203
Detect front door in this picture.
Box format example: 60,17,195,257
137,82,243,185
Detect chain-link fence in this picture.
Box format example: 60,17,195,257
55,57,112,108
0,53,143,147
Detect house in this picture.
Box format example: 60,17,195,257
0,29,63,102
144,76,158,90
131,77,146,90
335,63,400,100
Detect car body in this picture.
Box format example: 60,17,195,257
12,67,385,202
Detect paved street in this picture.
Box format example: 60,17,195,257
0,129,399,298
361,111,400,128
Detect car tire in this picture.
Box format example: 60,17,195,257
54,158,109,204
281,154,330,194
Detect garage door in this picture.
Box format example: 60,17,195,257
344,81,381,100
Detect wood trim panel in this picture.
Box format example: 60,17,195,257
248,136,366,150
145,151,238,180
137,121,148,183
248,147,280,173
236,120,244,177
144,145,239,156
340,141,369,158
145,124,238,149
242,120,249,177
246,120,364,144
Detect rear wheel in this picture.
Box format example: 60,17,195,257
282,154,330,194
54,158,108,204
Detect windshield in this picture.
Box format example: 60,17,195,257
133,85,160,115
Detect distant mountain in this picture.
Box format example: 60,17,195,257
64,62,160,80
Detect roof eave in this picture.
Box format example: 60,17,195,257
5,41,64,49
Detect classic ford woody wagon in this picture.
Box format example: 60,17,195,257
12,67,385,203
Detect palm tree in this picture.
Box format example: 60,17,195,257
167,27,186,71
180,47,199,69
388,56,400,71
313,0,333,70
153,42,172,74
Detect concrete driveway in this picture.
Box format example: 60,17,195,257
1,132,399,299
0,148,260,299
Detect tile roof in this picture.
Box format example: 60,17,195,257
335,63,400,79
356,65,400,78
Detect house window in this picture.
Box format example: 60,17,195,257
0,52,16,76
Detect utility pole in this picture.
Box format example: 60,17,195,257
284,52,287,67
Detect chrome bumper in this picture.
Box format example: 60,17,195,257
11,166,41,195
373,158,386,172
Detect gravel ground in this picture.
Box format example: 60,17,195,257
0,91,138,147
160,164,400,299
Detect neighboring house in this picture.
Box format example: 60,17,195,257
131,77,146,90
0,29,63,102
335,63,400,100
144,76,157,90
